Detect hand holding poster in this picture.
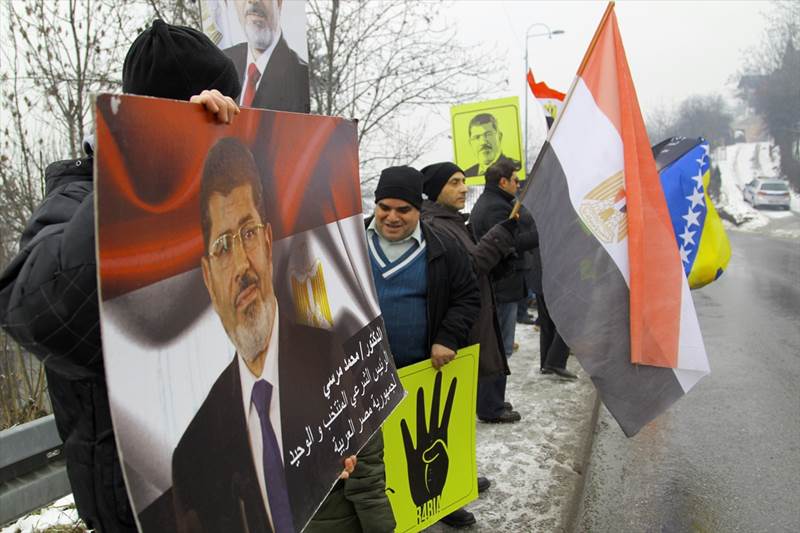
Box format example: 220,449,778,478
383,345,480,532
451,97,525,186
94,94,403,532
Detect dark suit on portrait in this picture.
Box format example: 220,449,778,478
223,36,310,113
169,315,353,533
463,153,521,178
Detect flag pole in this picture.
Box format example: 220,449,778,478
511,1,616,218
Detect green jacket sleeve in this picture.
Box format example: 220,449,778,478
344,431,396,533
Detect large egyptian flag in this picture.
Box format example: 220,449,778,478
521,3,710,437
526,69,565,128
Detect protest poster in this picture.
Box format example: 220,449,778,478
201,0,310,112
383,345,480,532
451,97,525,186
94,93,404,532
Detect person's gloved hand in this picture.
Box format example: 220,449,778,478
499,217,519,234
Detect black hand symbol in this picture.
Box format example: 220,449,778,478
400,371,457,507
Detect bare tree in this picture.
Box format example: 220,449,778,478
307,0,501,183
645,105,678,146
738,1,800,189
0,331,50,430
145,0,203,28
673,95,733,149
741,1,799,76
645,95,733,149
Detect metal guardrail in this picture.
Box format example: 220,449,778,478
0,415,71,524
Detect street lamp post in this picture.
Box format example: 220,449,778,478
524,23,564,168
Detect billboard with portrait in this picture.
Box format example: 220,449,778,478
94,93,403,532
201,0,309,112
451,96,525,186
383,345,479,532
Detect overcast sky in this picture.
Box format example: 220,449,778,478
419,0,776,164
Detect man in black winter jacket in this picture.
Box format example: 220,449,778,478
469,159,542,419
420,162,521,425
0,21,242,532
471,160,576,381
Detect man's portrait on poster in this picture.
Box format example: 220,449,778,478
170,138,339,533
206,0,309,112
463,112,521,178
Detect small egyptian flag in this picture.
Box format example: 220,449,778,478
526,69,565,129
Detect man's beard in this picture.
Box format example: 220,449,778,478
228,269,273,364
230,296,272,364
244,3,278,52
479,146,497,165
246,23,276,51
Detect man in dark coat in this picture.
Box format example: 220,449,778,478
470,159,542,420
0,20,242,532
365,166,481,529
223,0,309,112
420,162,521,425
471,160,576,381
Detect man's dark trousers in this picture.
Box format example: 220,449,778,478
477,301,516,419
537,293,569,370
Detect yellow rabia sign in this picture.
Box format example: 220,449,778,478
383,345,479,532
451,97,525,186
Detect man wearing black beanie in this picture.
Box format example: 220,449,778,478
365,166,481,528
0,20,241,532
419,161,523,527
421,162,522,423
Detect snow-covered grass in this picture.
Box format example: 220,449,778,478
1,496,85,533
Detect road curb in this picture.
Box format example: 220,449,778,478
558,388,600,533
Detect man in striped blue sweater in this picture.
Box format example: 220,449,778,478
366,166,481,528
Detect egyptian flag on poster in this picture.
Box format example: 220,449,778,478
526,69,565,128
521,3,710,437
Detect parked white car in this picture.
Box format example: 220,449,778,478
743,178,791,210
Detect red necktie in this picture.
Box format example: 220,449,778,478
243,63,261,107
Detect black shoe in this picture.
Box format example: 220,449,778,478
477,476,491,493
544,366,578,380
479,409,521,424
540,367,552,374
516,314,537,325
503,401,513,411
440,508,476,528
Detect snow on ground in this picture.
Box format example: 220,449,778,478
714,141,799,236
1,495,84,533
426,323,596,532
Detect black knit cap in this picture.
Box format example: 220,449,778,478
122,19,241,101
375,166,424,210
421,162,464,201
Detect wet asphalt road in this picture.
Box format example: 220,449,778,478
577,230,800,533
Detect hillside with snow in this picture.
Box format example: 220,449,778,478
713,141,799,238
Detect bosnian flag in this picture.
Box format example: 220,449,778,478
521,3,710,436
526,69,565,128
